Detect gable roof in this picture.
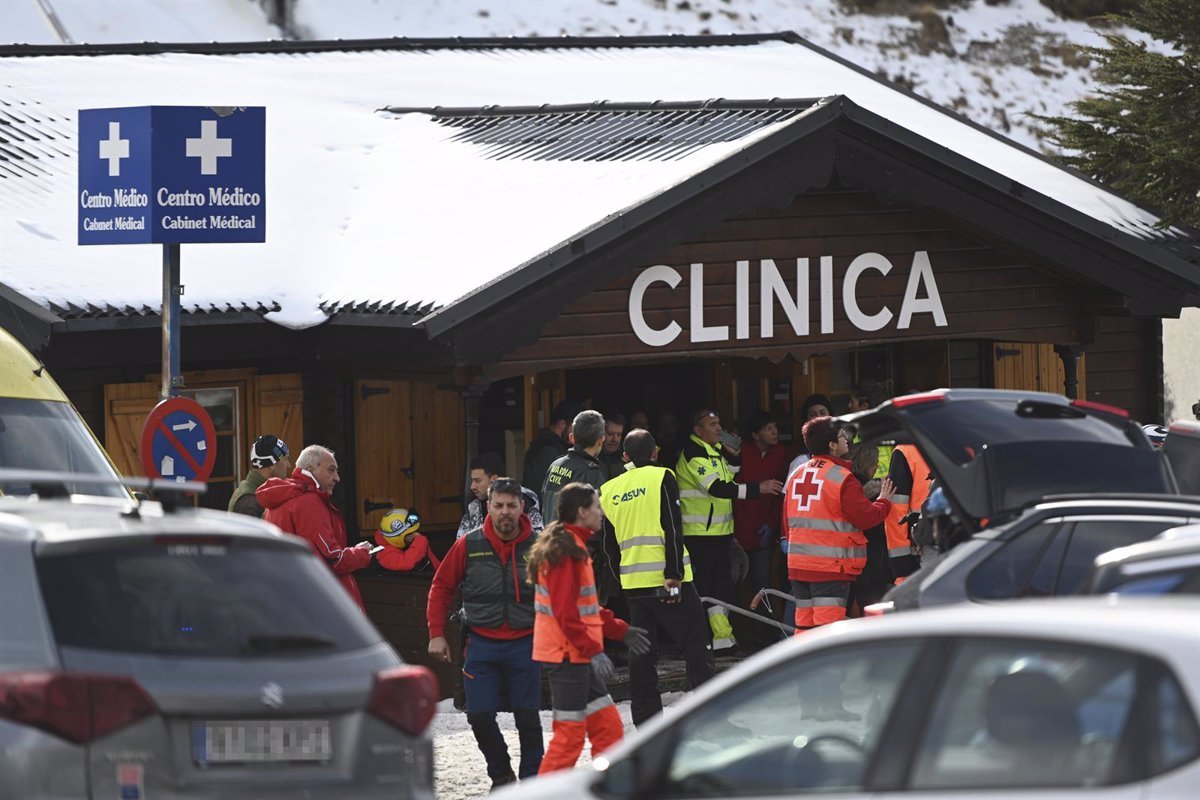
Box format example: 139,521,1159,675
1,33,1197,347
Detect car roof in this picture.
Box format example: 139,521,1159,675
1094,531,1200,569
1031,495,1200,515
0,494,296,547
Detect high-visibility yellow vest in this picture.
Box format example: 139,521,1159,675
600,466,693,590
676,435,735,537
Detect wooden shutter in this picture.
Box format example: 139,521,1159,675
411,382,465,529
993,342,1086,396
103,382,159,476
252,373,304,457
354,380,415,536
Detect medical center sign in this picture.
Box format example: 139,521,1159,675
78,106,265,244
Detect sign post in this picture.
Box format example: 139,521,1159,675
77,105,266,398
78,106,265,481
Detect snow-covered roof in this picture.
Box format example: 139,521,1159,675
0,35,1193,331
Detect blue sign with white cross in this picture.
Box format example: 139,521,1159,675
78,106,265,245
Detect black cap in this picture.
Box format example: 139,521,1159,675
250,434,289,468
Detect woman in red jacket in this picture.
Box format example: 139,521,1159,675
527,482,650,774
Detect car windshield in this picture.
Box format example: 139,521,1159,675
0,397,125,498
36,538,381,657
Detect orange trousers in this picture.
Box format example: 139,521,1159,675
538,661,624,774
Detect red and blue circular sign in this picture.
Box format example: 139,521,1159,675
139,397,217,482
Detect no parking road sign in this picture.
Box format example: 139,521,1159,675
140,397,217,482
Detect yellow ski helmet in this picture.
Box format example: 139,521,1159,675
379,508,420,547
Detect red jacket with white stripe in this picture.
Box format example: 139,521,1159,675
257,468,372,610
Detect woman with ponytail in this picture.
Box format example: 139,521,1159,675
527,482,651,774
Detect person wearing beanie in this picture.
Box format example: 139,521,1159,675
228,434,291,517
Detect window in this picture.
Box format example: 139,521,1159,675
1056,519,1188,595
183,386,241,511
37,539,380,657
659,641,920,796
1152,668,1200,774
911,639,1139,790
966,521,1060,601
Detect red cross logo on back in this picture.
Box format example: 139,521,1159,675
790,463,825,511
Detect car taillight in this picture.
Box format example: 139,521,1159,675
367,665,438,736
1070,399,1130,418
0,672,156,744
892,391,946,408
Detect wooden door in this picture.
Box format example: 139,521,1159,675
354,380,415,536
412,382,466,529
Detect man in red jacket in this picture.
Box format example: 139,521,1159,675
427,477,543,789
257,444,373,610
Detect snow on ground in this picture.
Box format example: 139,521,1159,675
432,693,687,800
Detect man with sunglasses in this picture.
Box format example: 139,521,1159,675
427,477,543,788
784,418,894,639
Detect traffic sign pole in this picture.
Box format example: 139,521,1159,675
162,242,182,399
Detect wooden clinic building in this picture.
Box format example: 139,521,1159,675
3,36,1199,685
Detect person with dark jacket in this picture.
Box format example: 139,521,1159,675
523,400,577,503
427,478,543,789
848,443,893,611
541,410,607,521
228,434,291,517
458,452,544,539
256,444,372,610
598,414,627,482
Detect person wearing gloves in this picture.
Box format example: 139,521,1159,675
374,508,441,573
527,481,652,774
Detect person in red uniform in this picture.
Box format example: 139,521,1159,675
734,411,792,646
784,417,894,633
257,444,372,610
527,482,651,774
426,478,543,789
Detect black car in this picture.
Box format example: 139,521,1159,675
842,389,1200,613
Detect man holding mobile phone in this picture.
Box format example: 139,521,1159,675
676,408,783,652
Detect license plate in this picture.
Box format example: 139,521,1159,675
193,720,332,764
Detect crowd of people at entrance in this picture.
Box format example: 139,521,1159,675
413,380,940,790
228,381,940,791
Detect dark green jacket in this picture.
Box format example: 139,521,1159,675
229,469,267,517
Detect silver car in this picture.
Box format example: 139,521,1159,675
0,489,435,799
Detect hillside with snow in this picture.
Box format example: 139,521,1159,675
2,0,1135,151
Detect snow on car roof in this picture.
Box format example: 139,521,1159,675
0,37,1186,329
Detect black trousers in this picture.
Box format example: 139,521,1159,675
685,535,738,640
627,583,715,726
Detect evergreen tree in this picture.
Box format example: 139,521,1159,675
1038,0,1200,228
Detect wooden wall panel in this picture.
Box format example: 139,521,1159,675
1086,317,1153,422
500,192,1091,374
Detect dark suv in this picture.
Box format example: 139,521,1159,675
0,482,436,799
844,389,1200,613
